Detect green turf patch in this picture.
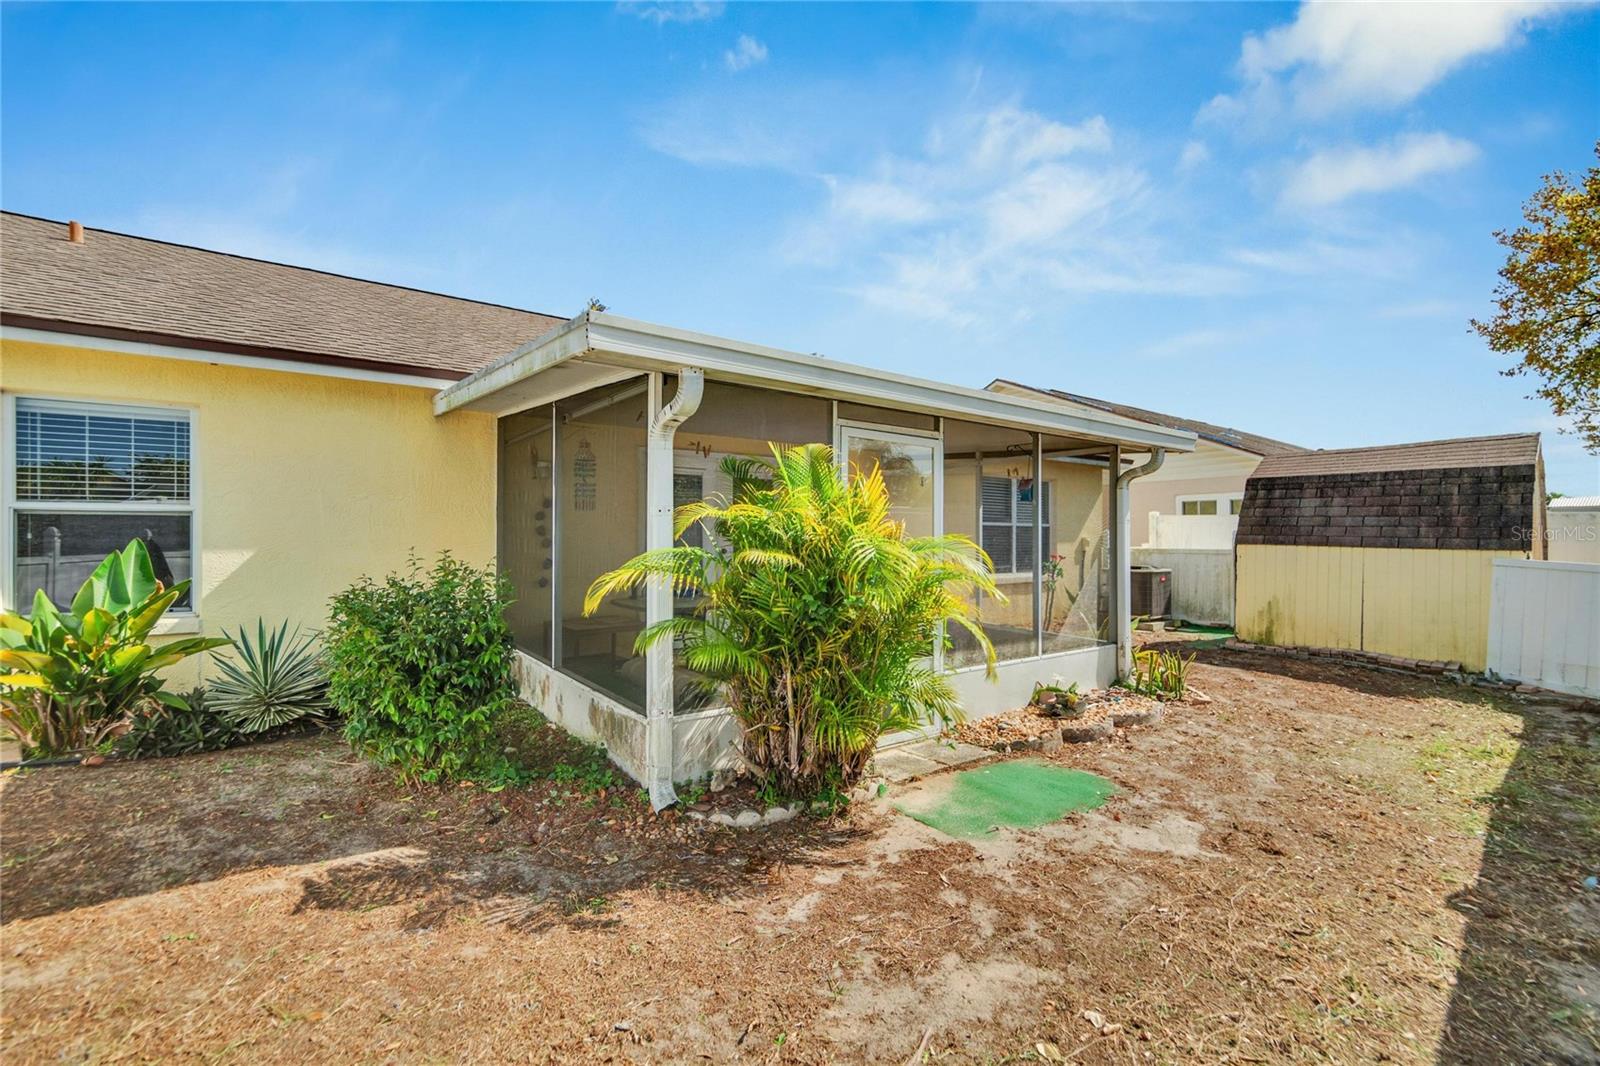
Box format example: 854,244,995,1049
894,758,1117,838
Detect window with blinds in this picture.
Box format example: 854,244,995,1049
15,400,191,502
980,475,1050,575
9,398,196,612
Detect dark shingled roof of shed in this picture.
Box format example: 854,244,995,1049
1238,433,1543,552
1253,433,1540,478
0,211,567,380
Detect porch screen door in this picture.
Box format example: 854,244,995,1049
836,426,940,539
837,423,945,746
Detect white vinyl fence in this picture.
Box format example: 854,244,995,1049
1486,558,1600,698
1146,512,1238,550
1131,547,1235,627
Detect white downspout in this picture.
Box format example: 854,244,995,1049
644,368,704,810
1115,448,1166,678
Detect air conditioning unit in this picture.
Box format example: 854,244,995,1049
1130,566,1172,620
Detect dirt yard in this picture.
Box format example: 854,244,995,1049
3,644,1597,1064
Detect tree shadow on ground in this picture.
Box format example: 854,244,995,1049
1436,699,1599,1064
1163,641,1600,1063
0,732,865,932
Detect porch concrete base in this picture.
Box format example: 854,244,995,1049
512,651,648,783
874,740,994,784
515,642,1117,790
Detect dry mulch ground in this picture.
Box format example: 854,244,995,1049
3,642,1597,1064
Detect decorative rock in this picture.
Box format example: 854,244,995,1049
1111,704,1164,728
762,804,797,825
1061,717,1114,744
1038,732,1063,753
732,810,763,829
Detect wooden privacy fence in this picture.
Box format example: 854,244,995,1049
1235,545,1524,671
1486,559,1600,698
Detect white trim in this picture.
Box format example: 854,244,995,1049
437,312,1199,453
2,325,454,391
2,392,201,619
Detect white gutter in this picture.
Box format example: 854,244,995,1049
643,368,705,810
1115,448,1166,678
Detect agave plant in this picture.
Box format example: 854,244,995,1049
585,442,1002,797
0,540,230,758
208,621,332,733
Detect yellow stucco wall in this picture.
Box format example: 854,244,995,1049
1236,543,1526,671
0,339,497,684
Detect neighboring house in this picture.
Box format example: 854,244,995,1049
987,380,1304,548
1547,496,1600,564
0,213,1196,804
1235,433,1545,671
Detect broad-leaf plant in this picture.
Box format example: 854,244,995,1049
0,539,229,758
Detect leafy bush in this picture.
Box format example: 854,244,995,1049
209,621,332,733
0,540,229,758
585,443,1001,797
118,686,245,759
325,553,515,783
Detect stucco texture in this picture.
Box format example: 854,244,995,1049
1,339,496,684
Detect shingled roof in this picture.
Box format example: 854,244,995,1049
988,379,1304,457
1239,433,1543,552
1252,433,1541,479
0,212,566,380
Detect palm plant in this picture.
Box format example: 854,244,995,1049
208,621,332,733
585,442,1003,796
0,539,230,757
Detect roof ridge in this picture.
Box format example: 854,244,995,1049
1298,431,1541,454
0,210,566,321
988,378,1305,455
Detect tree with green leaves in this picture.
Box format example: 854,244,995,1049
1473,144,1600,453
585,443,1001,797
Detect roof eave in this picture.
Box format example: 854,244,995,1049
435,313,1198,452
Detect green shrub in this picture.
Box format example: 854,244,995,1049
585,443,1001,797
209,621,332,733
325,553,515,783
0,540,229,758
118,686,245,759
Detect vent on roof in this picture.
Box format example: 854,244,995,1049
67,220,84,244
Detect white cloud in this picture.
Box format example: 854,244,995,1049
723,34,768,72
1281,132,1480,207
641,105,808,169
1178,139,1210,172
771,102,1250,321
1207,0,1571,121
618,2,724,26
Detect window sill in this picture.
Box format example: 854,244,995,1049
151,615,201,636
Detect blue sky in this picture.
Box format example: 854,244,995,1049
4,1,1597,491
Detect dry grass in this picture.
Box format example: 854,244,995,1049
2,645,1596,1063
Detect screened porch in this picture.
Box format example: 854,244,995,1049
437,311,1195,801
